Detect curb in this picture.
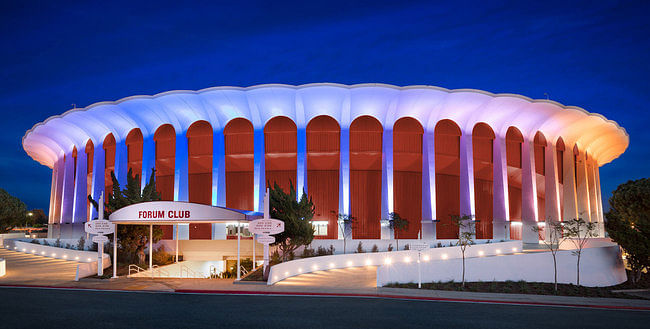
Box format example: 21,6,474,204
173,289,650,311
1,284,648,311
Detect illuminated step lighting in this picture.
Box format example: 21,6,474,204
365,259,372,266
441,254,448,260
495,249,501,254
403,257,411,263
423,255,430,261
384,258,392,265
478,250,484,256
346,260,353,267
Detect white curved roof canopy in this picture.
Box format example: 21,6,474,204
23,83,628,168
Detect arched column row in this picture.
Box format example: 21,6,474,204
50,117,607,241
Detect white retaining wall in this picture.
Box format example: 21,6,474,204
376,241,627,287
268,240,522,285
3,239,111,280
0,258,5,277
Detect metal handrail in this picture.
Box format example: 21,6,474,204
180,263,205,278
152,265,169,277
128,264,145,277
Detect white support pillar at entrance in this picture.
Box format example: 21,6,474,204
459,132,476,235
521,138,539,244
112,226,117,278
544,142,561,241
149,224,153,278
253,129,266,212
381,127,393,239
492,134,509,240
575,149,591,222
563,145,578,221
236,220,241,280
421,129,436,239
175,224,179,263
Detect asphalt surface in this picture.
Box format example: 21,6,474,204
0,287,648,328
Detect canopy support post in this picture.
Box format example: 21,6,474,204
112,224,117,278
149,224,153,278
175,224,179,263
237,220,241,280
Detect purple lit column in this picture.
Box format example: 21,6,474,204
253,129,265,211
421,129,435,239
338,126,350,239
72,148,87,224
459,131,476,235
296,127,307,198
575,149,591,222
381,127,393,239
174,132,188,202
90,144,105,220
544,142,561,241
60,151,75,225
562,144,578,221
492,134,509,240
114,138,127,186
520,138,539,243
141,135,155,187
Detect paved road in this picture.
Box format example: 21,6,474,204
0,287,647,329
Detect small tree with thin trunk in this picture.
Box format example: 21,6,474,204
269,181,315,262
333,212,355,254
450,214,474,288
562,217,597,286
387,212,409,251
532,220,565,292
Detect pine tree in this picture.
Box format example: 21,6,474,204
89,168,163,265
269,181,315,261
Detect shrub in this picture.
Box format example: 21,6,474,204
54,238,61,248
152,246,174,266
316,245,334,256
271,250,281,264
436,242,443,248
288,251,295,260
301,247,316,258
486,240,491,244
371,244,379,252
31,239,39,244
77,236,86,251
356,242,365,253
404,244,410,250
387,243,394,251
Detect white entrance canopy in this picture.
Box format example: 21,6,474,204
106,201,264,279
108,201,263,224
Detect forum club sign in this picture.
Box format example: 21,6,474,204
108,201,256,223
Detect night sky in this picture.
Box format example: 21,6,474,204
1,1,648,212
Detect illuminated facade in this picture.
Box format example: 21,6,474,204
23,84,628,242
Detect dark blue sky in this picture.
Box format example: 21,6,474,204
1,0,648,211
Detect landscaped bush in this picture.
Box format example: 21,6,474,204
356,242,365,253
371,244,379,252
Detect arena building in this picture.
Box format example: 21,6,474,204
23,84,628,244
